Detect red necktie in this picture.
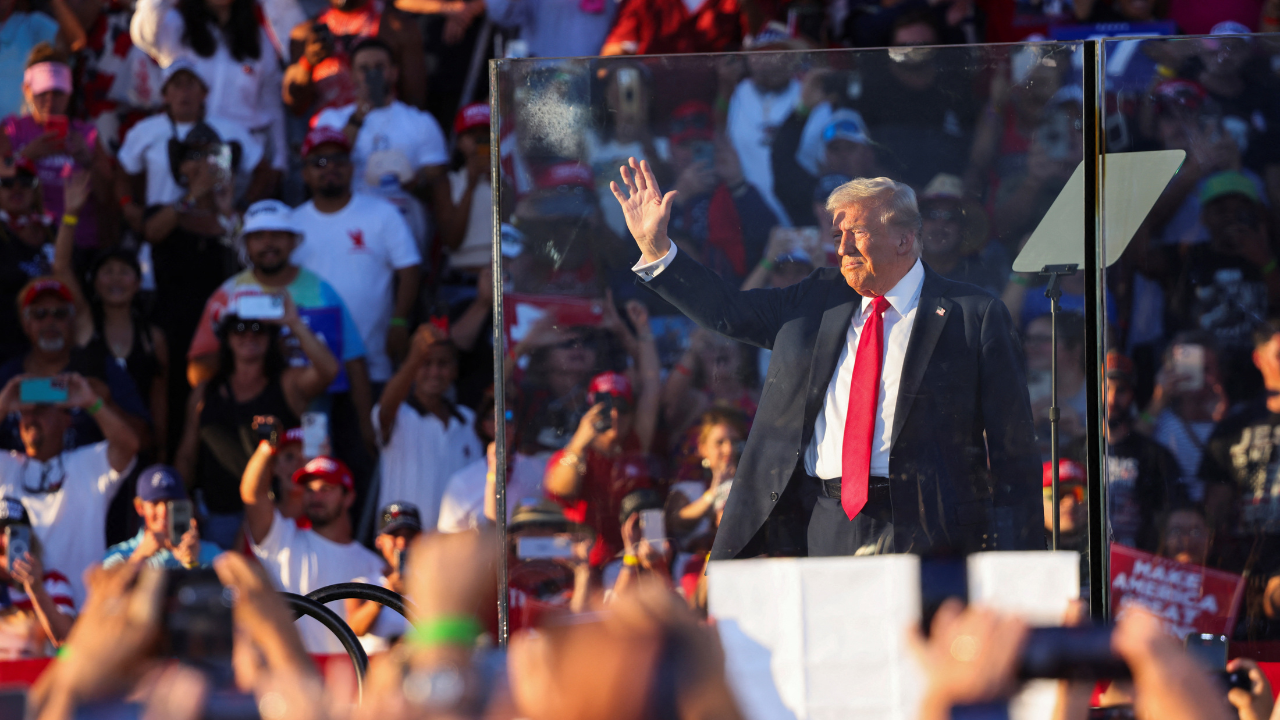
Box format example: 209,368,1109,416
841,295,890,520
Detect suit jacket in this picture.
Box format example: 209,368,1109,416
644,249,1044,560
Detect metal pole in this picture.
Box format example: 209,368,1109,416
1083,39,1108,621
450,20,494,156
489,59,509,647
1050,292,1060,551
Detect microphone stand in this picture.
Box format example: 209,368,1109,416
1041,263,1078,552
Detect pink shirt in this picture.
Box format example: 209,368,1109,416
2,114,100,248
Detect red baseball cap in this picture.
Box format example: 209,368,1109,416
301,127,351,158
454,102,490,135
1042,459,1085,488
19,278,73,309
669,101,714,146
292,456,354,491
535,162,594,191
587,371,634,404
278,427,304,448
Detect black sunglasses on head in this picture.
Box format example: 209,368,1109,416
231,321,267,335
306,153,351,169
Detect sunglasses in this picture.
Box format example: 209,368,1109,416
1043,485,1084,503
25,306,70,321
306,153,350,169
231,321,267,335
0,175,38,189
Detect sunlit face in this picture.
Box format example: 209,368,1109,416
162,72,207,122
351,47,397,106
24,88,68,123
244,230,299,275
302,479,349,527
21,295,73,354
697,423,741,475
302,146,353,199
590,396,634,450
547,333,596,376
18,404,71,459
1043,484,1085,534
1254,333,1280,390
832,201,917,297
920,200,964,259
414,344,459,398
93,259,140,308
226,320,271,363
1162,510,1210,566
135,498,173,538
374,529,418,566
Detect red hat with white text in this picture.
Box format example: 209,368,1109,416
292,456,354,491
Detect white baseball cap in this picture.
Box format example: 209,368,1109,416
242,200,300,236
162,57,210,91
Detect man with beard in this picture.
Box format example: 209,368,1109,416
290,126,421,383
0,279,150,454
186,200,376,458
241,451,383,654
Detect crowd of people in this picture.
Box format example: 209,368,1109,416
0,0,1275,715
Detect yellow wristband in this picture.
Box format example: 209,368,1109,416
623,554,639,567
61,214,79,227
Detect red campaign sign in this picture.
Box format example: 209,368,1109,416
1109,544,1245,638
503,294,605,348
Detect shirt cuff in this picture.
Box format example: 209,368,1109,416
631,242,677,282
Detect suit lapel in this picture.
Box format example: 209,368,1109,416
891,268,952,448
802,280,861,438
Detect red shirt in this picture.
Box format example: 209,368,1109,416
604,0,747,55
548,436,654,567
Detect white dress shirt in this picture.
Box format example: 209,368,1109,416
632,246,925,479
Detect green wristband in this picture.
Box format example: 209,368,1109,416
86,398,104,415
1264,259,1278,276
56,644,70,660
760,258,776,271
406,616,482,649
389,317,409,328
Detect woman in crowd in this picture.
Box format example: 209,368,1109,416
0,500,75,659
52,170,169,463
511,320,601,452
662,329,758,481
175,294,337,549
129,0,285,184
665,407,745,550
2,44,113,250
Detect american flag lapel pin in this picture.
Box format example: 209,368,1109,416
935,306,946,316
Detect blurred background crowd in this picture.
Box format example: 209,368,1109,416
0,0,1279,714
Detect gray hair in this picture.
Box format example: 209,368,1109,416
824,177,922,234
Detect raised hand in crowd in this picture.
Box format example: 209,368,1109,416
5,550,73,649
1110,607,1234,720
911,599,1029,720
1227,657,1275,720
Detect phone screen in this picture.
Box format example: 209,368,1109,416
44,115,68,140
1172,344,1205,391
639,508,665,543
20,378,68,405
517,536,574,560
6,525,31,572
167,499,193,543
1184,633,1228,670
236,294,284,320
301,412,329,459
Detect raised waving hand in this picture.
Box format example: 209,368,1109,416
609,156,677,264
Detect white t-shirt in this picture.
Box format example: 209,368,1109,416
437,452,548,533
116,113,265,206
129,0,287,169
313,101,448,193
250,509,385,655
0,443,133,605
374,401,482,529
446,171,492,272
290,193,422,382
727,77,801,227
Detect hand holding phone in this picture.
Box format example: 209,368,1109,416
19,377,68,405
167,499,193,546
5,525,31,574
44,115,68,141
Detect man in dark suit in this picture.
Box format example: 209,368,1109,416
610,158,1042,559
